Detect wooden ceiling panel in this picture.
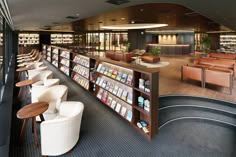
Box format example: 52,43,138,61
73,3,228,32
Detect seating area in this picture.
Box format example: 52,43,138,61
15,56,85,156
182,54,235,94
208,52,236,60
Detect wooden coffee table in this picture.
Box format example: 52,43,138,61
15,79,37,101
17,102,49,147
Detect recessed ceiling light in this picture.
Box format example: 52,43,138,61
76,14,80,16
121,17,125,20
140,9,144,12
131,21,135,24
101,23,168,30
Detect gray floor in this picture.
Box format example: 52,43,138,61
9,61,236,157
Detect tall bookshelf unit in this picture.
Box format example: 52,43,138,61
43,44,159,140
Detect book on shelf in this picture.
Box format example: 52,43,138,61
107,69,113,77
126,110,132,122
106,96,113,106
110,100,117,109
108,84,114,93
120,73,128,83
97,89,104,99
100,66,105,73
142,126,150,134
98,78,104,86
121,90,128,100
116,88,123,97
111,70,118,78
102,80,107,88
138,96,144,108
126,75,133,86
127,92,133,104
112,85,119,95
120,106,127,117
101,91,108,103
103,67,109,75
96,77,101,85
116,72,122,81
105,82,111,90
115,103,121,113
144,80,150,93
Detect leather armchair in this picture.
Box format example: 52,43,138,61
40,101,84,156
31,79,60,103
36,85,68,120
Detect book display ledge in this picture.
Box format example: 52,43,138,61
43,44,159,140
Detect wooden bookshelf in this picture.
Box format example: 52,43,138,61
42,44,160,140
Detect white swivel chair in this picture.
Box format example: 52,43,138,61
26,62,44,69
31,78,60,103
36,85,68,120
30,70,53,81
27,66,48,79
41,101,84,156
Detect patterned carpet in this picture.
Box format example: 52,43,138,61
9,61,236,157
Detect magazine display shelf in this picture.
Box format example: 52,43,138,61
43,44,159,140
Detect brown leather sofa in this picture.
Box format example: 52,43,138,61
181,65,204,87
194,57,236,77
205,68,233,95
208,52,236,60
105,51,135,63
181,64,233,94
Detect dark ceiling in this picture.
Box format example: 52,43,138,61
7,0,236,32
73,3,229,32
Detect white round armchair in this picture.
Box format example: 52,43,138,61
36,85,68,120
31,78,60,103
30,70,53,81
40,101,84,156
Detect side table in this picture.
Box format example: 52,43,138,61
17,102,49,147
15,79,37,102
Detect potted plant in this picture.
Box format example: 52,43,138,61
201,36,211,53
150,46,161,56
141,46,161,63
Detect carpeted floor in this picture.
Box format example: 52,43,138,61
9,61,236,157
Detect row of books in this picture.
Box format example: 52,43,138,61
139,79,150,93
73,64,89,79
97,64,133,86
47,57,51,62
47,52,51,56
52,48,59,54
73,73,89,89
137,120,150,134
96,77,133,104
96,88,132,122
60,51,70,59
73,55,90,68
60,66,69,76
47,47,51,51
52,60,58,67
138,96,150,112
60,58,70,67
52,54,58,60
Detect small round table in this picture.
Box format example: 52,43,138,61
15,79,37,101
17,102,49,147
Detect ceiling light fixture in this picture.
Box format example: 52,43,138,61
131,21,135,24
101,23,168,30
121,17,125,20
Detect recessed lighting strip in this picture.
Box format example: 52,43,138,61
101,23,168,30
